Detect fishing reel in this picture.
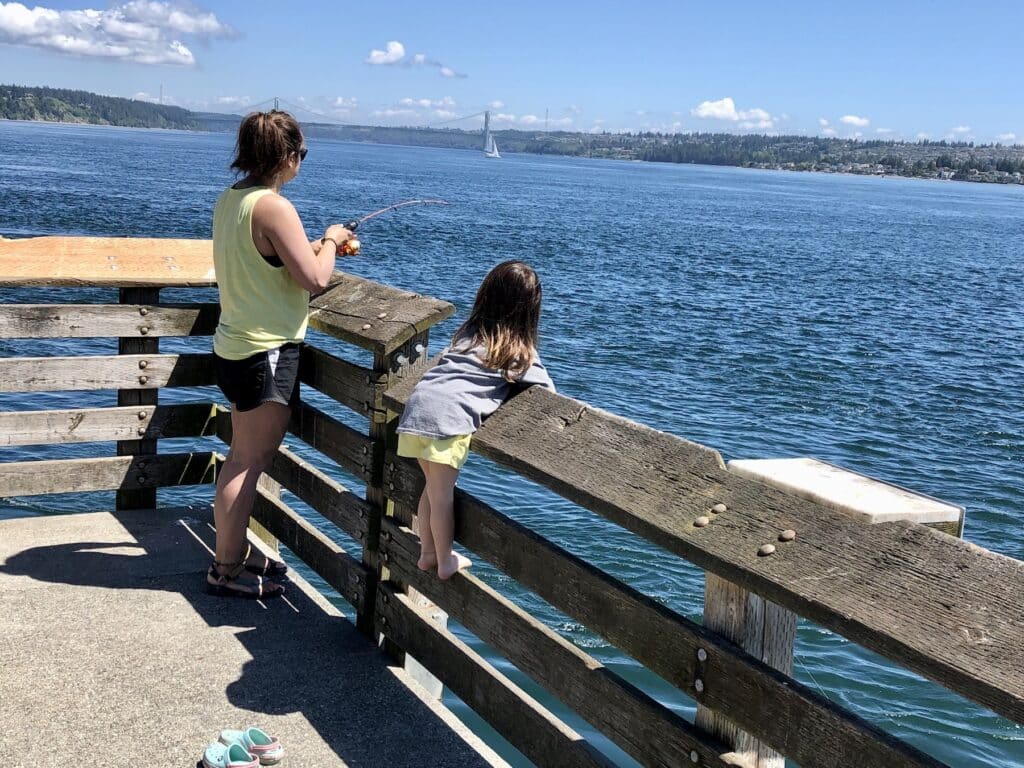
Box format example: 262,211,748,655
330,200,448,259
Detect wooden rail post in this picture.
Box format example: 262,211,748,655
696,457,965,767
115,287,159,510
359,330,432,640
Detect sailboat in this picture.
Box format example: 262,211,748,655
483,110,501,158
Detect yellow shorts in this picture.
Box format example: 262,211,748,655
397,433,472,470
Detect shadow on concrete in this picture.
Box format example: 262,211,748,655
0,506,497,768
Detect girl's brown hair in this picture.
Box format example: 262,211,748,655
453,260,543,381
230,110,303,181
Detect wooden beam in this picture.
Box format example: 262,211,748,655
375,583,617,768
0,403,218,446
298,344,379,416
251,488,370,611
383,456,946,768
387,385,1024,725
0,303,219,338
0,353,215,392
0,452,216,497
264,444,371,543
308,271,454,355
286,402,373,482
381,518,739,768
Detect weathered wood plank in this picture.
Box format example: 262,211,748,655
309,271,454,355
287,402,373,482
0,353,216,392
383,456,946,768
251,488,369,611
299,344,378,416
380,518,738,768
0,236,216,287
0,303,219,338
0,452,216,497
116,287,160,510
263,444,371,543
0,403,218,446
375,583,616,768
386,383,1024,724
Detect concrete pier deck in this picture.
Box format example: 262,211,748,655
0,507,505,768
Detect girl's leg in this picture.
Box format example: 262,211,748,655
211,401,292,594
415,459,437,571
422,461,472,580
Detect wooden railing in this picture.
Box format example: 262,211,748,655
1,238,1021,768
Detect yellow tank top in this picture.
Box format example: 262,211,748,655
212,186,310,360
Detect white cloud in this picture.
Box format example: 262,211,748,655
692,97,739,120
822,127,837,136
840,114,870,127
851,131,863,139
0,0,233,66
366,40,405,64
951,125,971,134
488,100,504,109
566,104,582,114
691,96,777,130
549,116,573,128
916,132,930,140
875,128,894,134
370,108,417,118
215,95,251,107
333,96,357,108
996,132,1017,143
434,109,457,119
398,96,455,109
439,66,456,78
819,118,830,127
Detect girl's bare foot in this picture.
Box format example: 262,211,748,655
437,552,472,580
418,551,438,571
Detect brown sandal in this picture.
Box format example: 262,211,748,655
242,542,288,580
206,559,284,600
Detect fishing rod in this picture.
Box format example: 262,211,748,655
330,198,450,256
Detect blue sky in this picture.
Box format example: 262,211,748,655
1,0,1021,143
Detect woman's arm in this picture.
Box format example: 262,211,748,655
252,193,350,293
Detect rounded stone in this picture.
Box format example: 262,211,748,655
711,503,727,514
758,544,777,557
694,516,710,528
779,529,797,542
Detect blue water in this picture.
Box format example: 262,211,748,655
1,120,1022,767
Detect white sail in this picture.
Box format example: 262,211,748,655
483,111,501,158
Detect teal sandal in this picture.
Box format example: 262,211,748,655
220,727,284,765
201,741,259,768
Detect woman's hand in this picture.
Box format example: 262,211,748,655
322,224,354,256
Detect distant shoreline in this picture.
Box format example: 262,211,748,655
3,115,1023,189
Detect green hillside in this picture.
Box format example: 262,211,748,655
0,84,200,130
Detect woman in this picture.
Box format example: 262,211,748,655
208,110,352,598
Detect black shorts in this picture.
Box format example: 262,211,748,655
215,342,302,412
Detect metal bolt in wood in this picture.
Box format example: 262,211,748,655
377,312,388,319
690,750,699,764
139,326,149,335
139,307,149,316
779,529,797,542
695,678,705,693
138,360,148,369
697,648,708,662
137,475,148,484
758,544,777,557
137,410,147,419
694,516,710,528
137,426,146,436
711,503,727,514
138,375,148,385
361,323,372,330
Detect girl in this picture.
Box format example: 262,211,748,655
208,110,354,599
397,261,555,580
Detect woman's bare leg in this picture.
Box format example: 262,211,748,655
422,461,472,580
211,401,291,592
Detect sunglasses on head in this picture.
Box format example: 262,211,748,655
297,146,308,161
